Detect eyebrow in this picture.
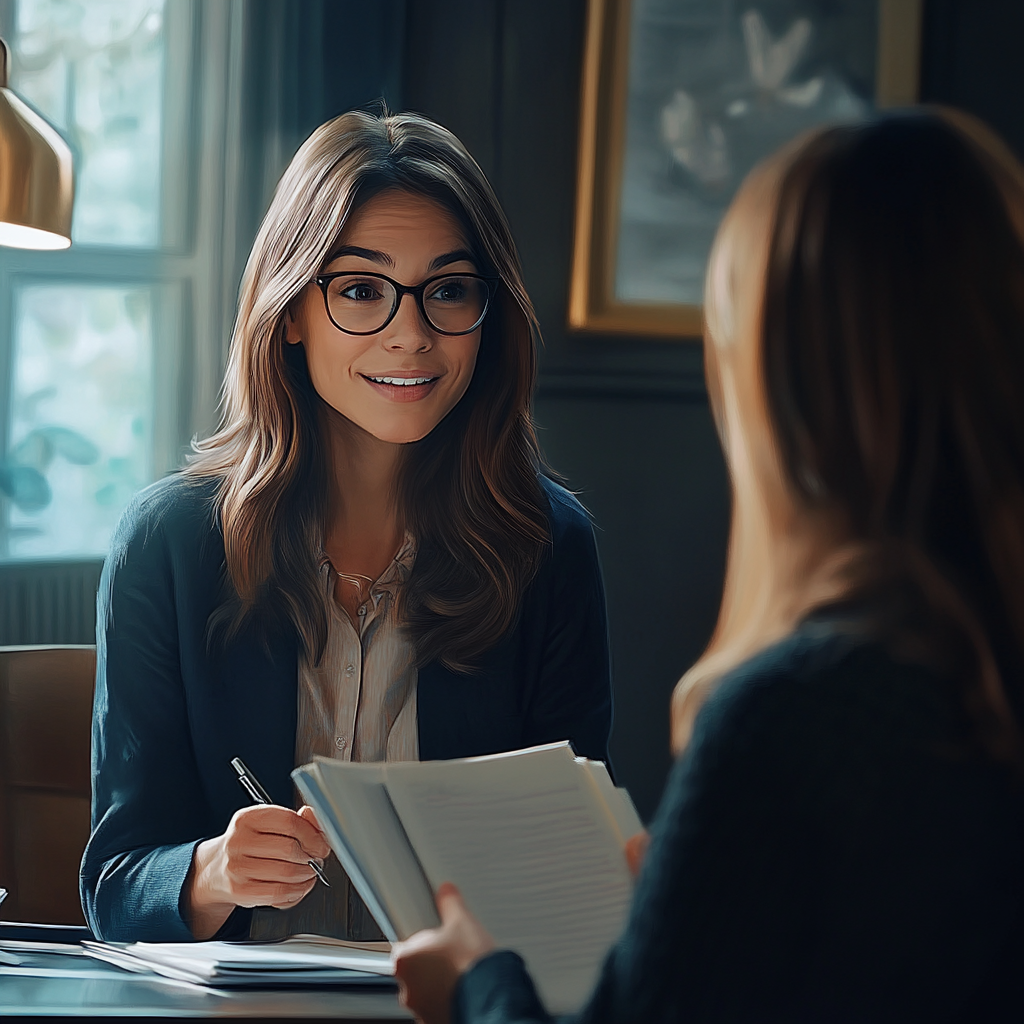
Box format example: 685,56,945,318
429,249,477,272
326,245,394,267
324,246,478,272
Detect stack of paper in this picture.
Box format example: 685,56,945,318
81,935,394,988
293,741,643,1013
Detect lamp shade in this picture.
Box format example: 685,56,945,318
0,39,73,250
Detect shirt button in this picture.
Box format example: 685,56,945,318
358,604,367,615
335,736,347,751
345,664,355,675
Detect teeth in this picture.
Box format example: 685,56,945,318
367,376,435,385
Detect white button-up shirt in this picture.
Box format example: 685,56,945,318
295,531,419,767
250,534,418,942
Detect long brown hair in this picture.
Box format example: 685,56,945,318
675,110,1024,761
188,111,549,671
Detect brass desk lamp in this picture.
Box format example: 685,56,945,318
0,37,73,249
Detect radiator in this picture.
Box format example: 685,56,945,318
0,561,103,646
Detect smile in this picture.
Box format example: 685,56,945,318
362,375,439,385
359,373,443,403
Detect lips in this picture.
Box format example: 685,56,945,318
359,372,442,403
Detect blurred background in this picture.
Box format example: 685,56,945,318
0,0,1018,821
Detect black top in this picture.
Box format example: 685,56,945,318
81,472,612,942
455,618,1024,1023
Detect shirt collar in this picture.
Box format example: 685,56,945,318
319,531,417,603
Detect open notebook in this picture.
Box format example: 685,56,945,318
293,741,643,1014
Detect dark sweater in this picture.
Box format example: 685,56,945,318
456,619,1024,1023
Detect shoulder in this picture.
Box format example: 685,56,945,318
98,474,225,633
688,622,964,780
106,472,222,570
701,624,945,730
538,473,595,550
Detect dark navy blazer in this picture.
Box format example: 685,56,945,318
81,473,612,942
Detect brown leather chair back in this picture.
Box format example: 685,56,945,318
0,646,95,924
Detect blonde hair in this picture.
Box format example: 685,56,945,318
673,110,1024,761
672,155,851,750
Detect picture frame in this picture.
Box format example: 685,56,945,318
569,0,924,339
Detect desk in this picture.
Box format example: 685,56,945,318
0,935,410,1020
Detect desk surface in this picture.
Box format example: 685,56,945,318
1,946,410,1019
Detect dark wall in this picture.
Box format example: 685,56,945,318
402,0,730,820
920,0,1024,155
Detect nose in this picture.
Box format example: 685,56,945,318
383,292,433,352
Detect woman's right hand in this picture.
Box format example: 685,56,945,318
185,804,331,940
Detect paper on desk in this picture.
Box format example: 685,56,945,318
81,936,395,989
0,939,85,954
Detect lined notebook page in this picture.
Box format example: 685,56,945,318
382,743,632,1013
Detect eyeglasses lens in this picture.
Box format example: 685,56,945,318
325,275,490,334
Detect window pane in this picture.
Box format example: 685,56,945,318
11,0,167,247
5,284,154,559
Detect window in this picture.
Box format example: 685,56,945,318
14,0,168,247
0,0,235,562
8,282,155,557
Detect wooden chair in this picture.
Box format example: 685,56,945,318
0,646,95,925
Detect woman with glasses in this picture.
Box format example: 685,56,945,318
81,111,612,943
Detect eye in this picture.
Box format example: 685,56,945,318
338,280,385,302
428,278,469,304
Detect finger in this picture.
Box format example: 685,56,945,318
625,831,650,878
233,803,325,848
252,876,316,904
435,882,465,922
233,878,316,908
235,854,318,884
394,950,457,1024
229,830,323,866
286,807,331,859
269,882,316,909
282,809,331,858
392,927,444,964
297,804,325,834
233,804,302,833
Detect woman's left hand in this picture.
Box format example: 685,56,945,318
392,883,496,1024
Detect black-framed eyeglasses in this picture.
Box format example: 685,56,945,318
313,271,499,337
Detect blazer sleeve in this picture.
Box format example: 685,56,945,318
521,484,613,765
81,486,216,942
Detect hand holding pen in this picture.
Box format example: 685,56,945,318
184,761,332,940
231,757,331,887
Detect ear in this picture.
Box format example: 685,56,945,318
284,303,303,346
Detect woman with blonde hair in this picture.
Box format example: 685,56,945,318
394,109,1024,1022
81,111,612,943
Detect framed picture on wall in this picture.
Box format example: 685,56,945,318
569,0,924,339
